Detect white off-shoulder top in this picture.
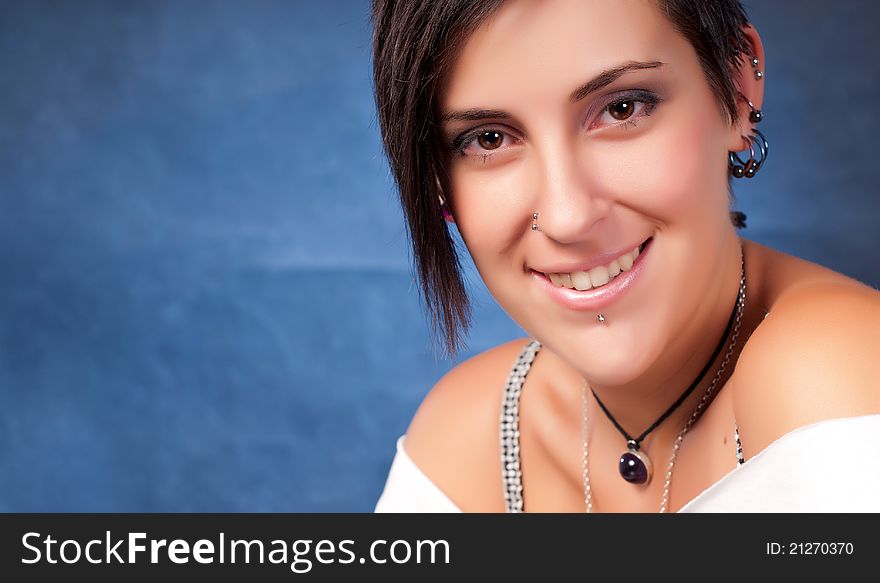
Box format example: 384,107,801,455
375,340,880,513
375,414,880,512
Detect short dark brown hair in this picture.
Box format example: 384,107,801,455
371,0,753,358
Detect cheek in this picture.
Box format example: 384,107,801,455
448,169,528,253
593,108,727,222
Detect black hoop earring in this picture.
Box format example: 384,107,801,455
729,129,768,179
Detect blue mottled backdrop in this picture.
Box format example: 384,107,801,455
1,1,878,511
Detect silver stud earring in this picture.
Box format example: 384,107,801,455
750,55,763,80
531,212,539,231
597,314,606,324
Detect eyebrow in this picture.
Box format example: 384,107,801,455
569,60,665,102
439,60,666,124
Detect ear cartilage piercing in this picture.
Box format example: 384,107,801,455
750,55,763,80
729,90,768,179
747,101,763,124
531,212,539,231
736,91,764,124
597,314,606,324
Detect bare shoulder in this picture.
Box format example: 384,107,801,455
403,337,533,511
733,279,880,459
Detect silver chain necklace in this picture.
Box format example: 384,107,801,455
581,245,746,513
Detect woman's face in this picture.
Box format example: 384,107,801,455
439,0,751,385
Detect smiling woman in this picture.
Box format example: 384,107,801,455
371,0,880,513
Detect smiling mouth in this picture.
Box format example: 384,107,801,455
540,236,653,291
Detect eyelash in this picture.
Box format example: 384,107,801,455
448,90,662,160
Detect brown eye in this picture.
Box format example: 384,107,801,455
477,130,503,150
608,100,636,121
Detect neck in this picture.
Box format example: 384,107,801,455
586,235,754,448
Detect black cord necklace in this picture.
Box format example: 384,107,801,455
590,280,741,486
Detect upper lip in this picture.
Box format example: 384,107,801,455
531,236,651,274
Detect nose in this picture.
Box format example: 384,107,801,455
531,143,610,243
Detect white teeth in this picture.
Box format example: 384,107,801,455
608,259,621,277
588,265,610,287
546,243,645,291
571,271,592,291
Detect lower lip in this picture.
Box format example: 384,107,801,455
531,238,653,312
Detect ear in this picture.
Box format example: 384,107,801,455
725,24,766,152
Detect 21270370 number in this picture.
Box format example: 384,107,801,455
766,542,854,556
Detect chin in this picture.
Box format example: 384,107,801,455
536,325,656,388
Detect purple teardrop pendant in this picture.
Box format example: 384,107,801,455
619,440,653,485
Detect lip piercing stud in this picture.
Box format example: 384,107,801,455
597,314,606,323
531,212,539,231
